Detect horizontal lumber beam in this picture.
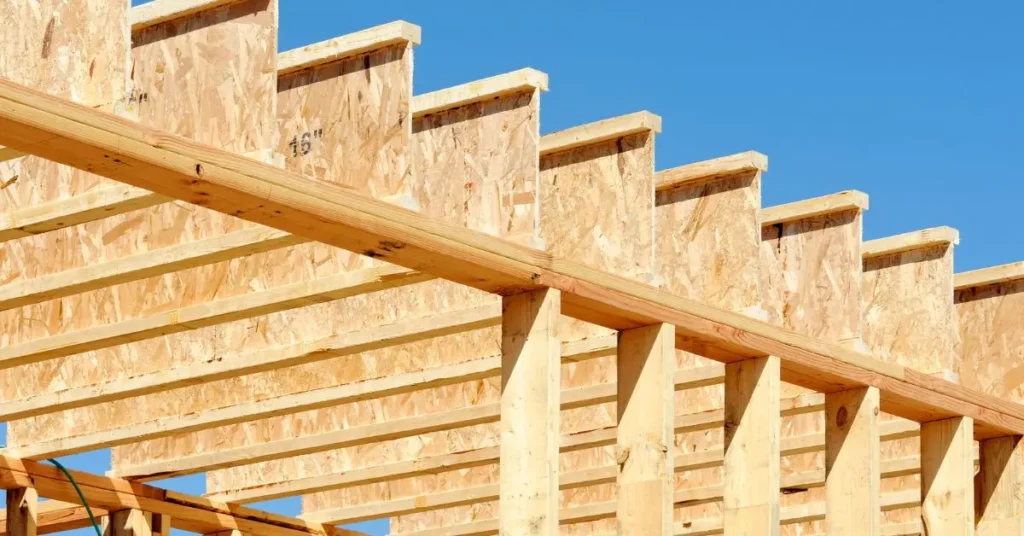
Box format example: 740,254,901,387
539,111,661,156
0,184,166,244
760,190,869,226
655,151,768,192
1,78,1021,438
954,261,1024,290
0,145,24,162
0,305,502,422
411,68,548,117
862,226,959,258
0,266,430,372
0,457,364,536
277,21,421,76
130,0,248,32
0,500,96,536
0,227,305,311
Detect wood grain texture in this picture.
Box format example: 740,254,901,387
825,387,880,535
977,436,1024,535
864,241,957,526
920,417,974,535
956,278,1024,401
5,488,37,536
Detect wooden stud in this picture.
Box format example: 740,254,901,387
616,323,674,535
104,510,150,536
825,386,881,535
920,417,975,535
499,288,560,535
977,436,1024,535
723,355,781,535
5,488,37,536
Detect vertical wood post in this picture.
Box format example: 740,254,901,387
104,510,152,536
825,386,880,535
977,436,1024,535
616,323,674,535
5,487,37,536
921,416,975,535
500,288,560,535
723,355,780,535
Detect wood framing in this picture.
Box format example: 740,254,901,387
825,386,881,535
920,417,974,534
500,288,561,534
2,79,1023,436
616,323,674,534
723,355,781,533
977,436,1024,534
5,487,37,536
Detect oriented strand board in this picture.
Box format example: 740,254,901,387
862,235,958,527
759,205,865,535
956,277,1024,401
655,168,763,525
2,0,280,449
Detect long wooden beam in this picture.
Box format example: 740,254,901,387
0,456,365,536
0,266,429,371
0,145,24,163
0,78,1021,438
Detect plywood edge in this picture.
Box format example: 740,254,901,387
539,111,662,156
130,0,249,32
759,190,869,227
862,226,960,259
655,151,768,192
277,21,422,77
410,68,548,117
954,261,1024,290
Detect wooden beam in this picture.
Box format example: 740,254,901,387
862,226,959,258
0,226,304,311
0,184,165,244
0,500,96,536
977,436,1024,534
760,190,869,226
412,68,548,117
0,145,24,163
277,21,421,76
920,416,974,535
5,488,37,536
0,304,501,422
0,266,429,371
1,79,1023,438
825,386,881,535
105,510,150,536
0,457,366,536
616,323,674,534
955,261,1024,290
130,0,248,32
655,151,767,192
723,355,780,534
539,111,661,156
499,289,560,535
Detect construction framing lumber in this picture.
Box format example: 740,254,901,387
0,500,93,536
920,417,974,534
862,226,959,258
0,145,24,163
760,190,869,226
977,436,1024,534
954,261,1024,290
0,456,365,536
539,111,661,156
825,386,880,535
411,68,548,117
0,184,165,243
655,151,767,192
130,0,248,31
5,487,37,536
0,266,429,372
0,79,1022,441
277,21,421,76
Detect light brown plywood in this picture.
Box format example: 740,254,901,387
956,270,1024,402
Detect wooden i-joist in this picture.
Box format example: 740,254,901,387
1,1,1023,535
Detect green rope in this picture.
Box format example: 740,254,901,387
45,458,103,536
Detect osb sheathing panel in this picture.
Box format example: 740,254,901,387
174,91,541,511
760,209,864,535
3,0,281,447
655,172,762,525
957,280,1024,401
863,243,957,526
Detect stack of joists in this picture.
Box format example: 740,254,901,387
0,1,1021,535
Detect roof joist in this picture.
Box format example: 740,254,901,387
0,78,1021,442
954,261,1024,290
277,21,422,76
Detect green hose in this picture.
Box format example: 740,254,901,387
45,459,104,536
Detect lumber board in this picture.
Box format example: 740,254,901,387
760,190,869,226
0,146,24,163
920,417,974,534
655,151,767,192
412,68,548,117
278,21,421,76
956,265,1024,402
130,0,251,31
5,487,37,536
825,387,880,535
977,436,1024,534
538,111,661,155
0,500,96,536
0,305,500,422
954,260,1024,290
863,228,959,526
0,457,366,536
1,80,1023,441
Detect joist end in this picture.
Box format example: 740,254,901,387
863,226,960,259
760,189,869,226
656,150,768,191
412,68,549,117
954,260,1024,290
278,20,423,76
539,110,662,156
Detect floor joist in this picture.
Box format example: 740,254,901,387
0,78,1020,440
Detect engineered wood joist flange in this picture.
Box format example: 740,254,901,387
130,0,251,32
862,226,959,258
539,111,662,156
760,190,869,226
0,79,1022,439
655,151,768,192
277,21,422,76
954,260,1024,290
411,68,549,117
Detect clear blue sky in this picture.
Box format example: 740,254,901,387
4,2,1022,535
